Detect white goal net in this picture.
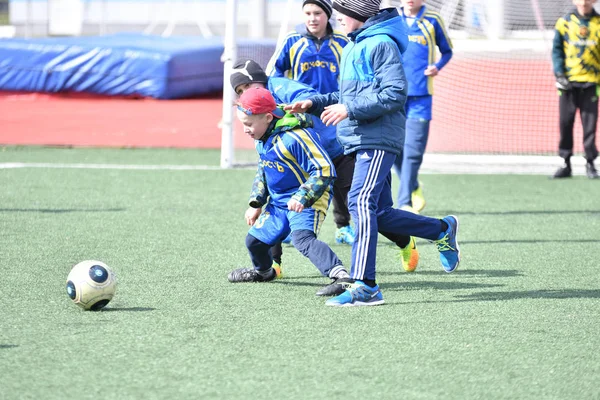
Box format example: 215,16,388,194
221,0,595,169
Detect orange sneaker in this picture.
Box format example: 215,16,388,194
400,237,419,272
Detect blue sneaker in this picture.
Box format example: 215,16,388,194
325,281,384,307
435,215,460,273
335,225,355,245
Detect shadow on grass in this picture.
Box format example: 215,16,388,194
273,279,329,289
0,208,126,213
381,281,504,291
100,307,156,312
383,239,600,246
461,239,600,245
0,344,19,349
452,289,600,302
392,289,600,305
380,269,524,278
428,209,600,216
273,277,505,292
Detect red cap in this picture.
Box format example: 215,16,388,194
237,87,285,118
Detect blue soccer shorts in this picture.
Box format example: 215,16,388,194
248,203,326,246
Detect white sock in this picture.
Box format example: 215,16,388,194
329,265,349,279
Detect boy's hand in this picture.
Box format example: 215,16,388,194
245,207,261,226
555,75,572,90
321,104,348,126
424,65,439,76
287,199,305,213
284,100,313,113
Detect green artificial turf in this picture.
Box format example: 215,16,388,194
1,146,599,399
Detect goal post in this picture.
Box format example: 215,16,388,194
221,0,595,169
220,0,237,169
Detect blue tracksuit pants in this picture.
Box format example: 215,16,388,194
348,149,442,281
394,118,430,207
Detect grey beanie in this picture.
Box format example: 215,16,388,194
332,0,381,22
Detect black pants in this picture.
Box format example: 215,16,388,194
331,154,354,228
558,85,599,162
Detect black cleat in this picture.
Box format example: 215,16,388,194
316,278,354,296
586,163,599,179
228,268,277,283
552,164,572,179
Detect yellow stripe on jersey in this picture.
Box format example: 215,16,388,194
266,32,301,76
290,40,308,80
332,31,349,41
329,40,344,66
274,140,331,214
275,131,332,214
285,128,333,178
273,136,307,185
312,188,331,214
417,19,436,95
424,11,453,48
313,210,327,233
331,31,349,64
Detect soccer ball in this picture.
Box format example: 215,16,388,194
66,260,117,311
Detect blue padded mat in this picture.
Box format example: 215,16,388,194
0,33,226,99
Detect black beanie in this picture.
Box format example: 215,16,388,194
303,0,333,19
229,59,269,91
333,0,381,23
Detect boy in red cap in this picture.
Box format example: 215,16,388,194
228,87,351,297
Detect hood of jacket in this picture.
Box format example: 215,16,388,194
294,22,334,40
349,8,407,54
261,110,314,142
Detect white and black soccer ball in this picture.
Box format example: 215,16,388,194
66,260,117,311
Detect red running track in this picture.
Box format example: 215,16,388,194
0,58,590,154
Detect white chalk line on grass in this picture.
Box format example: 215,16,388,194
0,162,226,171
0,154,584,176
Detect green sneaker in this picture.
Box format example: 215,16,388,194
400,237,419,272
273,262,283,279
411,182,426,212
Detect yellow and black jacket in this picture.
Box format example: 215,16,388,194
552,8,600,85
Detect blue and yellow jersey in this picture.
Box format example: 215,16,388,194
266,23,348,94
249,112,335,214
552,8,600,84
399,6,453,96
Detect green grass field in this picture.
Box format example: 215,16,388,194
1,146,599,399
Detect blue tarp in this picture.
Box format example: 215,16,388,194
0,33,225,99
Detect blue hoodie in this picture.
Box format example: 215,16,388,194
309,8,409,156
267,77,344,160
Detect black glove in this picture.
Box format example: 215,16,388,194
555,74,572,90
